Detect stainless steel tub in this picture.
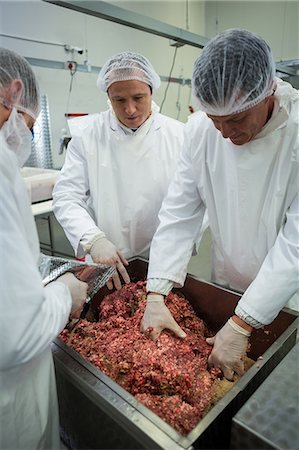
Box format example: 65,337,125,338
53,258,298,449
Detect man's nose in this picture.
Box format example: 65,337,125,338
125,100,136,115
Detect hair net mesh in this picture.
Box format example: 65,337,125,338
192,29,276,116
0,47,40,120
97,51,161,92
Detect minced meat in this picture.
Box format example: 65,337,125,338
60,281,231,435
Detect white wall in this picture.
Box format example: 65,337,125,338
204,0,298,61
0,0,205,168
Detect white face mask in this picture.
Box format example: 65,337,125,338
1,108,32,167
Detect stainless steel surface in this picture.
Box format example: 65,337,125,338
26,94,53,169
53,258,298,450
230,341,299,450
35,211,75,258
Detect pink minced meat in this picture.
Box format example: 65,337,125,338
60,281,221,435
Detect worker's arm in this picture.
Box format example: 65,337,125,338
52,136,100,258
147,123,207,288
53,135,130,290
207,193,299,380
142,122,206,340
0,167,73,370
236,191,299,325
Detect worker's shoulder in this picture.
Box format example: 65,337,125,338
185,110,210,133
187,109,207,122
68,112,104,137
276,78,299,120
157,113,184,127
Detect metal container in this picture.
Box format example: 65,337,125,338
230,341,299,450
20,166,59,204
52,258,298,450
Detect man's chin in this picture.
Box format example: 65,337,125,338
124,118,142,128
230,136,248,146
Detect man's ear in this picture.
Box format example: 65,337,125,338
2,79,23,107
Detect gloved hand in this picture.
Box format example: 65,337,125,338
141,293,187,341
206,317,251,380
90,237,130,290
56,272,88,319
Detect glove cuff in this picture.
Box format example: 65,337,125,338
228,317,251,337
147,293,164,302
86,232,107,253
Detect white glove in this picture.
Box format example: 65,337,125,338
206,317,251,380
56,272,88,319
141,293,187,341
90,237,130,290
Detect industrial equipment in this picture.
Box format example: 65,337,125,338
52,258,298,450
231,341,299,450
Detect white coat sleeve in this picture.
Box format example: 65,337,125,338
52,137,101,257
147,133,206,287
0,171,72,371
236,192,299,325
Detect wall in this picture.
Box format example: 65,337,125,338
0,0,205,168
204,0,298,61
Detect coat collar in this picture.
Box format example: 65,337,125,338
108,100,162,134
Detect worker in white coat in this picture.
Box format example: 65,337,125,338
0,48,88,450
53,51,185,290
141,29,299,380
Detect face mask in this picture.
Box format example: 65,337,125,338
1,108,32,167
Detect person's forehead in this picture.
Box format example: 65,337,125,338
207,110,246,121
207,100,266,122
108,79,150,97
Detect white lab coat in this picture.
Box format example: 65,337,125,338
148,79,299,325
53,107,185,259
0,134,71,449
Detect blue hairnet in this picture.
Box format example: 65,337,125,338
0,47,40,120
97,51,161,92
192,29,276,115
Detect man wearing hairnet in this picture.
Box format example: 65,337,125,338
141,29,299,380
0,48,88,449
53,51,185,290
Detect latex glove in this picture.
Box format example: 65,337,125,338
56,272,88,319
141,293,187,341
90,237,130,290
206,317,251,380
